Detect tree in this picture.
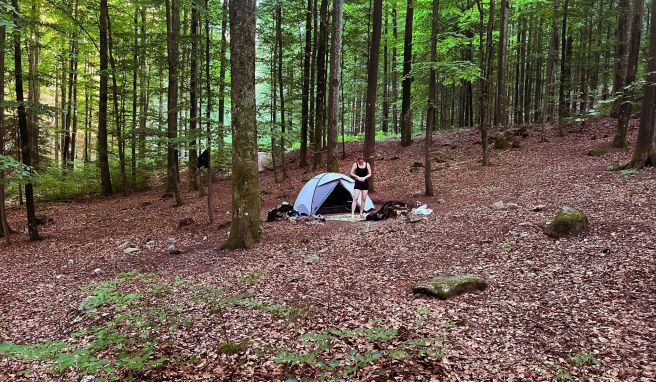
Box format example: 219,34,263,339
166,0,183,206
107,14,127,195
313,0,328,169
326,0,343,172
275,4,288,179
363,0,383,189
391,2,398,135
425,0,439,197
98,0,112,196
400,0,414,147
0,25,10,243
612,0,643,149
624,0,656,168
188,0,200,191
205,0,214,223
222,0,261,249
218,0,228,150
13,0,41,241
300,0,312,168
610,0,630,118
478,0,494,166
557,0,570,136
494,0,508,130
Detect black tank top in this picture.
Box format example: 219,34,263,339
355,163,369,177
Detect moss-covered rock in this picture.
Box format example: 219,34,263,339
413,275,488,299
544,207,589,238
217,340,250,355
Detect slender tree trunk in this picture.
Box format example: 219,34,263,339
400,0,414,146
382,1,389,135
425,0,439,197
494,0,508,130
166,0,183,205
313,0,329,169
363,0,383,190
542,0,559,140
478,0,494,166
27,0,41,168
138,7,147,161
271,50,279,182
61,54,68,167
218,0,228,151
326,0,343,172
83,62,90,163
205,0,214,222
98,0,112,196
309,0,318,152
108,15,128,196
613,0,643,148
558,0,570,136
276,4,288,178
70,48,79,166
12,0,40,241
222,0,261,250
391,2,398,134
0,26,10,243
131,9,138,189
625,0,656,167
300,0,312,168
611,0,630,118
188,0,200,190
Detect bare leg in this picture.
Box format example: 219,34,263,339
352,189,361,218
360,190,369,216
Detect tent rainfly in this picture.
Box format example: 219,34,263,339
294,173,375,216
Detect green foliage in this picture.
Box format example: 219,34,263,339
217,340,250,355
0,155,36,186
569,352,601,368
238,270,263,284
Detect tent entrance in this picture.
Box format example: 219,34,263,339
316,182,353,215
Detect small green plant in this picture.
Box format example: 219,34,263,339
554,369,576,381
238,270,263,284
217,340,250,355
570,351,601,368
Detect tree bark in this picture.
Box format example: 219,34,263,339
166,0,183,205
363,0,383,190
107,13,128,196
0,25,10,243
205,0,214,222
400,0,414,146
625,0,656,168
300,0,312,168
313,0,329,169
12,0,41,241
425,0,439,197
275,4,288,178
189,0,200,190
611,0,630,118
478,0,494,166
98,0,112,196
613,0,643,149
138,7,147,161
222,0,261,250
218,0,228,151
382,1,389,135
557,0,570,136
494,0,508,130
326,0,343,172
131,9,138,189
391,3,398,134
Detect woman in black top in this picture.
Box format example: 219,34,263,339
349,155,372,218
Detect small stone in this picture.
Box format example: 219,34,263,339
413,275,488,299
505,203,520,210
93,268,102,275
146,239,156,249
532,204,546,212
123,246,140,254
80,376,96,382
544,207,589,238
304,255,320,264
492,201,506,210
406,213,423,223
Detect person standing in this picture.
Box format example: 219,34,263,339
350,155,372,219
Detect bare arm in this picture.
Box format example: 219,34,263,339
363,163,372,180
349,163,357,178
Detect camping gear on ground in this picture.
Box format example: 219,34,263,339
294,173,375,216
267,202,296,222
366,201,408,221
412,204,433,216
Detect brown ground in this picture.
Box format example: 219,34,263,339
1,119,655,381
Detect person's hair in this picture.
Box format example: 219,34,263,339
356,154,365,161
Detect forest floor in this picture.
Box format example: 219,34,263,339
1,118,655,381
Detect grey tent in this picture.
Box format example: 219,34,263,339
293,173,375,216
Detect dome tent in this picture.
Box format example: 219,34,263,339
293,173,375,216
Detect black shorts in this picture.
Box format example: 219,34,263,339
354,181,369,191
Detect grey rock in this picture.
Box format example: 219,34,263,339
532,204,546,212
413,275,488,299
491,201,506,210
80,376,96,382
544,207,589,238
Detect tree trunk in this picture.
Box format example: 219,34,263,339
494,0,508,130
98,0,112,196
300,0,312,168
205,0,214,222
478,0,494,166
188,0,200,190
108,14,128,196
400,0,414,146
309,0,318,152
276,4,288,178
391,3,398,134
313,0,329,169
558,0,570,136
611,0,630,118
382,1,389,135
166,0,183,205
222,0,261,250
326,0,343,172
131,9,138,189
12,0,41,241
613,0,643,149
218,0,228,151
138,7,147,161
625,0,656,168
27,0,41,168
425,0,439,197
542,0,559,140
0,25,10,243
363,0,382,191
